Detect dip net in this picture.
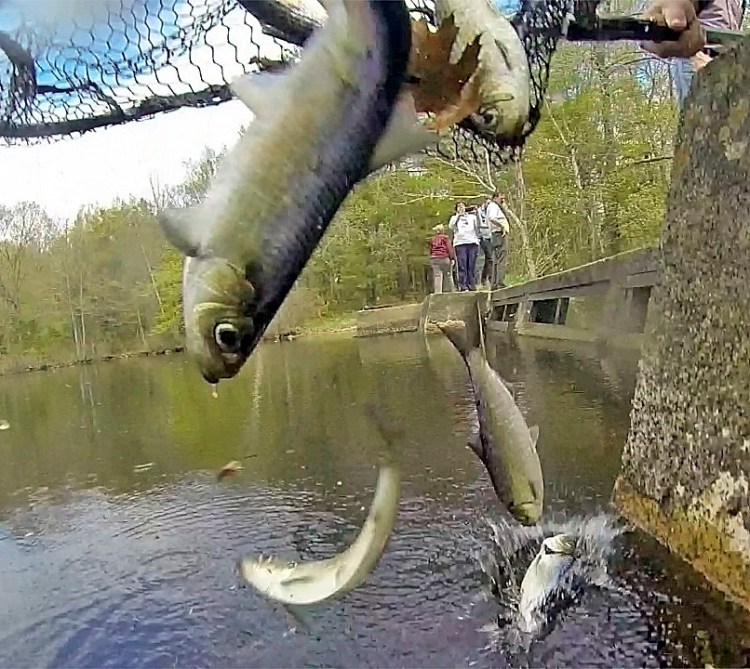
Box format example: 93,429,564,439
0,0,570,167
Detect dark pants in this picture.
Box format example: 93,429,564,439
476,237,492,286
491,233,508,289
455,243,479,291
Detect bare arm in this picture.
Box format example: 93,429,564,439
641,0,707,58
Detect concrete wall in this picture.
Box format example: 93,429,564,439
612,40,750,609
419,291,491,335
487,248,658,350
355,303,423,337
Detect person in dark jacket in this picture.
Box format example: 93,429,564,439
429,223,455,294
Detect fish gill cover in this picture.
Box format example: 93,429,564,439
0,0,569,167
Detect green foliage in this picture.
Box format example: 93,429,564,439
0,42,680,362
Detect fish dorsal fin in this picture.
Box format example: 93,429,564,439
368,91,437,173
157,207,203,257
529,425,540,448
229,70,290,119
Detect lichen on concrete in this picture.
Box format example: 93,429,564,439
612,37,750,608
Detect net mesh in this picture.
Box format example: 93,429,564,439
0,0,569,166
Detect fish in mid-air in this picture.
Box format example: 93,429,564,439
240,461,401,606
437,302,544,525
517,533,578,634
239,404,402,605
434,0,531,138
158,0,435,385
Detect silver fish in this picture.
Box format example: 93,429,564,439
158,0,435,385
435,0,531,138
517,533,577,634
437,302,544,525
239,403,402,606
239,461,401,606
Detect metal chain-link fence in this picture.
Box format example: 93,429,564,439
0,0,569,166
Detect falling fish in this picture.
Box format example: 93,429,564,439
157,0,435,386
433,0,532,138
239,404,402,606
437,302,544,526
239,461,400,605
0,420,9,431
517,533,578,635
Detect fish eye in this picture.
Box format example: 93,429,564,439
214,323,241,353
480,107,498,126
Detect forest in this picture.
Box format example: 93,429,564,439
0,39,685,369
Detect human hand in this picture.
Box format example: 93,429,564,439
641,0,705,59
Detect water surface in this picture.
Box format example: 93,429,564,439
0,333,747,668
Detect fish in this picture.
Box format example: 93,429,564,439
239,460,401,605
434,0,531,139
239,403,402,606
436,302,544,525
158,0,435,385
517,533,578,635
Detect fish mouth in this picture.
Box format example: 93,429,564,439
508,501,541,526
202,371,220,384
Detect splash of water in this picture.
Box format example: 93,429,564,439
474,513,630,657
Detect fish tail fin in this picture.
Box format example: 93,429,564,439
437,321,470,361
368,90,438,173
436,299,483,361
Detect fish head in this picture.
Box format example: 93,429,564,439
182,256,258,384
238,554,298,591
505,476,543,526
541,534,577,558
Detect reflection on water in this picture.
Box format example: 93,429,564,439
0,333,747,668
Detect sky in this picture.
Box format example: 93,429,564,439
0,99,251,222
0,0,281,224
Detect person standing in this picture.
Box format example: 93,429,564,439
448,202,480,291
484,192,510,289
428,223,455,294
475,198,493,290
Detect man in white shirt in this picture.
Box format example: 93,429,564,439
484,192,510,289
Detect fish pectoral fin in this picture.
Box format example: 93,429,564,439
529,425,540,449
229,70,290,119
368,90,437,173
157,207,203,257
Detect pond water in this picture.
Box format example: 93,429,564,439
0,333,747,668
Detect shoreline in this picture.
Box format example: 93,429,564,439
0,317,360,378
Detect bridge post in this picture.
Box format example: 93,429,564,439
613,39,750,607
